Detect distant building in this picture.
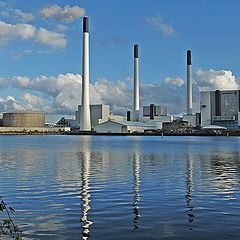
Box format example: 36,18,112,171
94,120,156,133
143,104,167,118
76,104,124,129
56,117,76,128
201,90,240,129
162,119,192,131
182,114,198,128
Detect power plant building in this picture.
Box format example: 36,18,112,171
200,90,240,129
94,120,156,133
76,104,124,129
142,104,167,118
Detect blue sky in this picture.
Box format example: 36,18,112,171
0,0,240,122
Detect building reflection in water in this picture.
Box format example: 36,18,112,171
80,137,93,240
186,153,194,228
133,148,141,229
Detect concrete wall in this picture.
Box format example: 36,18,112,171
94,121,155,133
3,113,45,127
94,121,127,133
0,127,70,133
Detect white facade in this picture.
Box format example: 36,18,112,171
141,115,172,129
94,120,155,133
200,91,212,127
200,90,240,128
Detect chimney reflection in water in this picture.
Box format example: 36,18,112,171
186,153,194,228
80,137,92,239
133,150,141,229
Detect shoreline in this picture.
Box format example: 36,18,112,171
0,130,239,136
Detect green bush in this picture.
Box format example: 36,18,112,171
0,196,22,239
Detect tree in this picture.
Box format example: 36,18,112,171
0,196,22,239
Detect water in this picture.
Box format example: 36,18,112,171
0,135,240,240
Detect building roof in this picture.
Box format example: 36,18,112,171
202,125,227,130
97,120,155,128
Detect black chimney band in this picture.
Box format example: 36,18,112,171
134,44,138,58
83,16,89,33
187,50,191,65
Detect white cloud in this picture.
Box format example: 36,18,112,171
0,1,34,22
195,68,239,91
40,4,85,22
14,9,34,22
35,27,67,48
20,93,53,112
0,20,67,48
0,73,191,115
164,77,184,87
1,68,239,116
146,16,175,36
0,95,24,112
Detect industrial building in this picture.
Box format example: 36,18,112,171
142,104,168,119
162,119,192,131
94,120,156,133
3,112,45,127
200,90,240,129
56,117,76,128
76,104,124,129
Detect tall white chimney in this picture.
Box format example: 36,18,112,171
187,50,192,115
134,44,140,112
80,16,91,131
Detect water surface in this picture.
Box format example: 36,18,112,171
0,135,240,239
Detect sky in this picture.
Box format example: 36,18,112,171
0,0,240,122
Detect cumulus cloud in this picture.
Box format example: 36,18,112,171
195,69,240,91
0,20,67,48
1,68,239,116
0,1,34,22
0,96,24,112
40,4,85,22
164,77,184,87
146,16,175,36
0,73,194,115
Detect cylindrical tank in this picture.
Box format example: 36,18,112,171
3,112,45,127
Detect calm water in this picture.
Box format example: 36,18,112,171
0,135,240,240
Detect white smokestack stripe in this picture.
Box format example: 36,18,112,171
80,16,91,131
134,44,140,111
187,50,192,115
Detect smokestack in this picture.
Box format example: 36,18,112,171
134,44,140,111
80,16,91,131
187,50,192,115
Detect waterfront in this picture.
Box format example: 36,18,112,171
0,135,240,240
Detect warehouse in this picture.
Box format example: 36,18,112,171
94,120,156,133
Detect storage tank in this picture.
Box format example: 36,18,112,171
3,112,45,127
